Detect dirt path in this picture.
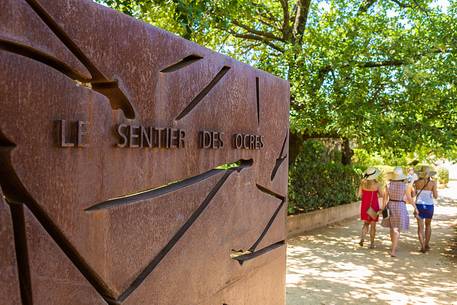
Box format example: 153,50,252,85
286,182,457,305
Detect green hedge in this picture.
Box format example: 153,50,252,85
438,168,449,185
288,141,360,214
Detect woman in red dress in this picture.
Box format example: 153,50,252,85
358,167,383,249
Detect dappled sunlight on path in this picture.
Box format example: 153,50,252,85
287,182,457,305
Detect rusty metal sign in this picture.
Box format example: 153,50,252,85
0,0,290,304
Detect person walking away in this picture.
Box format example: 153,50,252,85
358,167,383,249
382,167,418,257
414,166,438,253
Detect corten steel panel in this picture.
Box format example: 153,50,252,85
0,0,290,304
0,188,21,305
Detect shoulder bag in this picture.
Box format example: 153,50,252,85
366,191,378,219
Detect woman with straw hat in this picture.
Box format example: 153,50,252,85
413,165,438,253
358,167,383,249
382,166,417,257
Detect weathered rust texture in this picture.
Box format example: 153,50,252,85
24,206,108,305
0,0,91,81
0,0,289,304
201,247,287,305
121,169,286,305
0,188,22,305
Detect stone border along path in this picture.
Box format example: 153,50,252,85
286,181,457,305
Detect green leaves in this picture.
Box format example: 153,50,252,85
98,0,457,160
288,140,360,214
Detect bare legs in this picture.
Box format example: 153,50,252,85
425,218,432,250
360,222,369,246
369,223,376,248
417,218,432,252
389,227,400,257
417,218,425,252
360,222,376,248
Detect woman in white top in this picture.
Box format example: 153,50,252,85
413,166,438,253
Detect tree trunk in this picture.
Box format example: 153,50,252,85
288,131,303,165
341,138,353,165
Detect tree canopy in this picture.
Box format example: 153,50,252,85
96,0,457,162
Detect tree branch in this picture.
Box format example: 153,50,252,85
390,0,430,13
239,41,262,56
255,16,280,30
251,2,282,25
309,48,454,98
312,64,332,93
278,0,292,40
303,132,341,139
390,0,413,8
289,130,343,165
227,30,285,52
356,46,454,68
358,59,404,68
232,20,286,42
292,0,312,44
358,0,377,14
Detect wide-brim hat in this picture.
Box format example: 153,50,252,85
387,166,407,181
362,167,381,180
416,165,437,179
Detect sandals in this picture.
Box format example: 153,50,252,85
359,240,376,249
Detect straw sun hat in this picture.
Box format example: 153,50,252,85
387,166,408,181
362,167,381,180
416,165,437,179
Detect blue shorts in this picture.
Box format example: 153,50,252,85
416,204,434,219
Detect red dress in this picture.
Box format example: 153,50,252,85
360,190,380,222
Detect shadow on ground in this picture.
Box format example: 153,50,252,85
286,182,457,305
